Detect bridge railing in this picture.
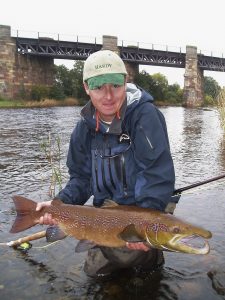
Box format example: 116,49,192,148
118,39,185,53
11,29,103,45
11,28,225,59
11,29,186,54
198,49,224,58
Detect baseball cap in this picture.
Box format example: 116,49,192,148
83,50,127,89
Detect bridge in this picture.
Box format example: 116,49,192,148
1,25,225,107
16,36,225,72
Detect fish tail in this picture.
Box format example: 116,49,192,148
10,195,39,233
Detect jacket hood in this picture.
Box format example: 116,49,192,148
126,83,153,112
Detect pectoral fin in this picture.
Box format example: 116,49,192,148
117,224,144,242
46,225,67,242
75,240,96,253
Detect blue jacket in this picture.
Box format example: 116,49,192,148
57,84,179,211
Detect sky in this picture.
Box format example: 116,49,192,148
1,0,225,87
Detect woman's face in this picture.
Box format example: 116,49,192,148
84,82,126,122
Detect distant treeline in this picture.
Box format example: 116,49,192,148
30,61,222,105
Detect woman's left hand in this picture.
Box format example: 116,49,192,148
126,242,151,252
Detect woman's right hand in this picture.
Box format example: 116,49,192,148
36,200,58,226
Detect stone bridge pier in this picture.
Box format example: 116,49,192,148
0,25,54,99
102,35,139,83
183,46,204,107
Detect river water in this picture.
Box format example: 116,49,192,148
0,106,225,300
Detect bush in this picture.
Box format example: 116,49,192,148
0,95,5,101
30,85,50,101
217,88,225,130
49,84,65,100
204,94,214,106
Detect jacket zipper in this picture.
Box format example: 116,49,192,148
101,135,113,197
94,154,101,192
107,140,116,190
121,153,128,197
101,158,113,198
139,125,154,149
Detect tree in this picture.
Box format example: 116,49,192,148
204,76,221,103
53,64,72,97
165,83,183,103
70,61,87,100
151,73,168,101
135,70,155,92
135,70,183,103
51,62,88,102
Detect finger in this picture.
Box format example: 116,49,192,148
141,244,151,252
136,242,150,251
36,203,43,211
126,242,150,251
45,213,58,226
52,218,58,225
39,216,44,225
45,213,54,225
126,242,137,250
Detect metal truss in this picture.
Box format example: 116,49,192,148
15,37,225,72
198,55,225,72
119,46,186,68
15,37,102,60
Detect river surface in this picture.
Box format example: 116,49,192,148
0,106,225,300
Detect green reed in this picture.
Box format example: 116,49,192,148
217,88,225,131
40,133,63,198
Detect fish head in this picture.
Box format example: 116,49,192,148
144,215,212,254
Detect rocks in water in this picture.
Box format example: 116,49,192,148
208,270,225,295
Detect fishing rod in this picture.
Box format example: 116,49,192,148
173,174,225,195
0,231,46,250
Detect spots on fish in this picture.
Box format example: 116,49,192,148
58,211,71,221
146,223,169,233
49,206,71,222
145,223,169,244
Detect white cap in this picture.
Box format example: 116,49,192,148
83,50,127,81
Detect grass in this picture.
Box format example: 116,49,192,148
0,99,25,108
217,88,225,131
0,97,82,108
40,133,63,198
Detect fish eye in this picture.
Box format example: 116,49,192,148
172,227,180,234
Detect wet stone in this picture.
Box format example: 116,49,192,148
208,270,225,295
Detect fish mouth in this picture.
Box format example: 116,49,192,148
170,234,210,254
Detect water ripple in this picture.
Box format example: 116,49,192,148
1,106,225,300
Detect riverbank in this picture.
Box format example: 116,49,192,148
0,97,182,108
0,97,84,108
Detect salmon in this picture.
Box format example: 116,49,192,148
10,195,212,254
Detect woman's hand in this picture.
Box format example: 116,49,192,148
126,242,151,252
36,200,58,226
